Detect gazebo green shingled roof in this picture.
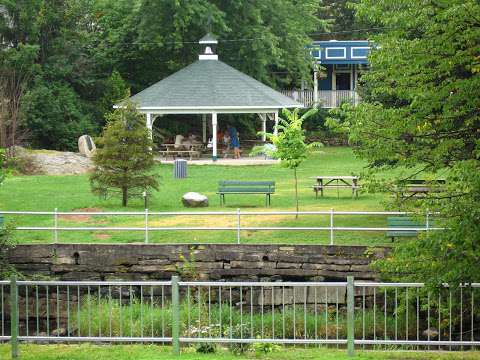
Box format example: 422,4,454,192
129,60,301,110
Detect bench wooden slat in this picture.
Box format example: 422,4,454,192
219,187,273,191
386,231,418,237
219,181,274,186
218,191,274,194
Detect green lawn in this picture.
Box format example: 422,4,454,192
0,344,479,360
1,147,407,245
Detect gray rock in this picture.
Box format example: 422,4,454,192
17,149,93,175
182,192,209,207
78,135,96,158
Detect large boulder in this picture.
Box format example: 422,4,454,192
16,149,93,175
78,135,96,158
182,192,209,207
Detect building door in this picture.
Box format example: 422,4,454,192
335,72,351,90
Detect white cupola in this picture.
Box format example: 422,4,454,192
199,33,218,60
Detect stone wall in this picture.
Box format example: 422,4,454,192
9,244,389,281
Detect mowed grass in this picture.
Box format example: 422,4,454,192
0,344,479,360
0,147,404,245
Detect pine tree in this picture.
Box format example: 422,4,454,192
90,102,158,207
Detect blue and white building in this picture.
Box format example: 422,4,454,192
282,40,372,108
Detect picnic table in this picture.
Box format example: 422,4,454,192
159,143,203,160
311,176,360,198
396,179,446,199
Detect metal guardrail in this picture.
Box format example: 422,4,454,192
0,209,443,244
1,276,479,358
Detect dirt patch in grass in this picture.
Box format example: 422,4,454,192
94,233,112,240
59,207,102,222
132,212,305,228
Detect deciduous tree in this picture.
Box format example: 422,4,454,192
348,0,480,285
259,108,319,217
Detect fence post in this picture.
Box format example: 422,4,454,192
425,208,430,233
10,274,18,358
330,208,334,245
54,207,58,243
171,275,180,355
145,208,149,244
347,276,355,357
237,208,241,244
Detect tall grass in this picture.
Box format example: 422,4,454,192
71,293,419,341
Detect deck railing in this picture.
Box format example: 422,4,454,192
0,209,443,245
2,276,479,358
281,89,361,108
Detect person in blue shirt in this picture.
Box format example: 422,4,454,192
227,125,240,159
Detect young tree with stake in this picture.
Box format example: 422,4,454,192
256,108,319,217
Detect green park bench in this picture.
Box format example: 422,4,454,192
217,181,275,207
0,215,3,229
386,216,431,241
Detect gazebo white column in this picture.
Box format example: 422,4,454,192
261,114,266,142
146,113,153,140
202,114,207,143
273,111,279,136
257,114,267,142
313,67,318,107
211,112,217,161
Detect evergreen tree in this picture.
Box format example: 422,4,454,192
97,70,130,126
90,102,158,207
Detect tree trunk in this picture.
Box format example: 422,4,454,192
294,167,299,219
122,187,128,207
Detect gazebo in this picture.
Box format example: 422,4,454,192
122,33,303,160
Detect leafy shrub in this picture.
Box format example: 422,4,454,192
0,223,17,278
196,342,217,354
253,341,281,355
23,80,97,151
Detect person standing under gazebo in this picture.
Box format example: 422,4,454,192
228,125,240,159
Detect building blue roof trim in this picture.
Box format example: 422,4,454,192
310,40,371,65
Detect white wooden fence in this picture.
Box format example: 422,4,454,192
281,89,361,108
0,209,442,245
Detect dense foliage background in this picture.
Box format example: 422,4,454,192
0,0,353,151
346,0,480,285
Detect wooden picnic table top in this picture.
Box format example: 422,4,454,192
310,176,359,180
161,143,204,150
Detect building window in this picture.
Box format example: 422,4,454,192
334,64,351,72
